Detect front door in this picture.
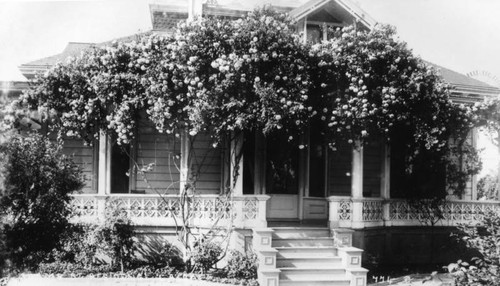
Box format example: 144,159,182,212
265,134,300,219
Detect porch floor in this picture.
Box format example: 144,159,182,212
267,219,328,227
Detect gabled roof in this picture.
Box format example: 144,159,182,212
22,42,95,67
289,0,376,29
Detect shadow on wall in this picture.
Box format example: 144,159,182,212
354,226,480,273
134,232,184,266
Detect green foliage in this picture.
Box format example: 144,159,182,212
223,250,257,280
448,211,500,285
190,240,223,273
0,133,83,269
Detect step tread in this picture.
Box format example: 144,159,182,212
280,278,350,282
279,267,345,271
272,227,330,230
275,246,336,249
273,237,332,240
277,256,341,260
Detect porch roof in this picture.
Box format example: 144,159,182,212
19,33,152,79
429,62,500,102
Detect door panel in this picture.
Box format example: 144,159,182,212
302,197,328,220
267,194,299,219
265,132,300,219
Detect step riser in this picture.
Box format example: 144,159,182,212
280,281,350,286
272,227,353,286
279,270,346,280
276,258,342,268
277,248,337,258
273,238,333,247
273,230,330,239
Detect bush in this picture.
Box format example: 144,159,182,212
0,134,84,269
49,207,136,271
223,250,257,280
97,204,136,271
133,239,183,269
190,241,223,273
50,223,100,267
448,210,500,285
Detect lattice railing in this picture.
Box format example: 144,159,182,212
70,194,267,228
329,196,500,228
71,195,98,218
362,200,383,221
338,200,352,221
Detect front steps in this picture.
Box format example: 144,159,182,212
262,227,366,286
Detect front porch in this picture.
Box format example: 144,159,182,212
72,193,499,230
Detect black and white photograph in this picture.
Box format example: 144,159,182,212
0,0,499,285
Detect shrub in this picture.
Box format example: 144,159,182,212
0,133,83,269
448,210,500,285
223,250,257,280
50,223,100,267
49,207,136,271
190,240,223,273
96,204,136,271
133,240,183,269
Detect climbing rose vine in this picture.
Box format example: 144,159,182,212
8,7,494,196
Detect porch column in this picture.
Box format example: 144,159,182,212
187,0,203,20
231,133,244,196
471,128,478,200
351,142,364,228
254,132,265,195
381,143,391,226
179,129,190,193
97,131,111,221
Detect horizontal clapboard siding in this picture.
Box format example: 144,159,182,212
134,121,180,194
189,133,223,194
328,143,352,196
61,138,97,194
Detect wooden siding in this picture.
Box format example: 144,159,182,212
328,143,352,196
134,121,181,194
363,140,382,197
61,138,97,193
189,133,223,194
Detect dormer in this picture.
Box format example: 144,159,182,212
289,0,376,43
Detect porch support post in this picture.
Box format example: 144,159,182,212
187,0,203,20
351,142,364,228
97,131,111,222
231,133,244,196
381,142,391,226
179,129,190,194
254,132,265,195
471,128,478,200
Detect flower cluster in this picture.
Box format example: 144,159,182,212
18,8,491,160
307,25,478,153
